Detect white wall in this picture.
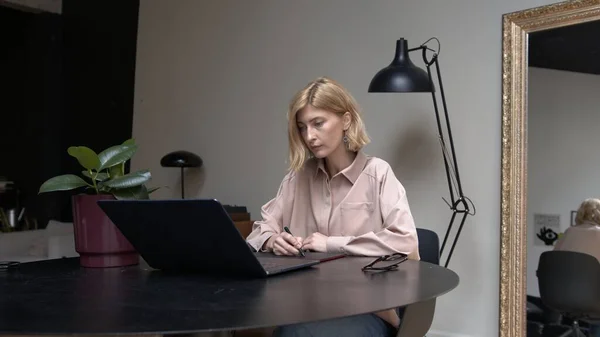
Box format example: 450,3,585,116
132,1,559,336
527,67,600,297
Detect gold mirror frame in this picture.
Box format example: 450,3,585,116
500,1,600,336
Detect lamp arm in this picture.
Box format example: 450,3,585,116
424,52,457,207
409,45,475,268
431,55,465,199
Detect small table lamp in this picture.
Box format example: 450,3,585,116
160,150,203,199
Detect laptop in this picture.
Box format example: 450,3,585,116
96,199,320,278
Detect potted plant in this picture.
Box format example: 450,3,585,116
39,138,157,268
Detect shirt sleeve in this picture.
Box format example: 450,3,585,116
553,232,564,250
326,166,420,259
246,173,295,252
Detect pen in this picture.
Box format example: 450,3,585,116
283,226,306,257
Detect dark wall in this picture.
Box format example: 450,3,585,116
0,6,64,228
529,19,600,76
61,0,139,152
58,0,140,222
0,0,140,227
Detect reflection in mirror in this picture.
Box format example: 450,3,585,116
526,19,600,336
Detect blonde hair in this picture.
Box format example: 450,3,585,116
287,77,370,171
575,198,600,226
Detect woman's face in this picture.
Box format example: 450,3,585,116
296,105,349,159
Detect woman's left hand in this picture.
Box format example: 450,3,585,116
302,232,329,252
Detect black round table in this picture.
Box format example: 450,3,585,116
0,257,459,335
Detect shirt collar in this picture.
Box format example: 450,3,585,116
315,151,367,184
580,220,600,227
316,158,327,178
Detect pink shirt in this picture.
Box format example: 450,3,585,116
246,151,420,260
554,222,600,263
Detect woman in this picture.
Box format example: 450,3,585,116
554,198,600,262
553,198,600,337
246,77,419,337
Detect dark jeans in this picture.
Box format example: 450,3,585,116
272,313,397,337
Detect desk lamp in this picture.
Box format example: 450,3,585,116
368,37,475,267
160,150,203,199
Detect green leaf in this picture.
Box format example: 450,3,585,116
68,146,101,170
112,185,150,200
97,182,110,193
109,164,123,179
122,138,135,146
39,174,91,193
82,171,109,181
103,170,151,189
147,186,160,194
98,144,138,171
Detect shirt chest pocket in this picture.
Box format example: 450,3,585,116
339,202,376,235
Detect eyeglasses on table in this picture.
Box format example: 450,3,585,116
362,253,408,272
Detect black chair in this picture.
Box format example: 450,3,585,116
396,228,440,337
526,294,563,337
537,251,600,337
415,228,440,265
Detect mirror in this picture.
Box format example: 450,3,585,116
501,1,600,337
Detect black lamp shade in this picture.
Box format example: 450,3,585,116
368,38,433,93
160,151,203,168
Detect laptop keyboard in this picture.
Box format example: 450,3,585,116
259,261,280,270
258,257,292,271
257,256,313,272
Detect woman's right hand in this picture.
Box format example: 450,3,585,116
267,232,304,256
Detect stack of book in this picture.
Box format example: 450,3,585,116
223,205,253,239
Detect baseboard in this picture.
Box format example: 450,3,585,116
427,330,474,337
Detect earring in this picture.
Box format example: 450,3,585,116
343,135,348,143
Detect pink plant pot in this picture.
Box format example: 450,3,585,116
72,194,139,268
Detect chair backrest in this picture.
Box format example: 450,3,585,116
395,228,440,336
537,250,600,316
416,228,440,265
